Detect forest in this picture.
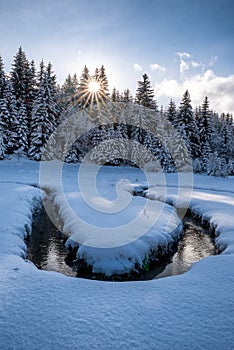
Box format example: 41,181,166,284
0,47,233,176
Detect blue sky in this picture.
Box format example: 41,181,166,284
0,0,234,113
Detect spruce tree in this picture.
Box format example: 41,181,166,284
1,80,18,154
178,90,200,159
111,87,117,102
61,73,79,110
0,56,6,158
123,88,133,103
11,47,30,105
0,55,6,99
14,102,28,155
98,65,109,102
166,99,177,126
78,65,90,108
28,63,59,160
135,73,158,110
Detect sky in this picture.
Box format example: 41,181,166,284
0,0,234,114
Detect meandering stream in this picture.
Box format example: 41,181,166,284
27,204,217,280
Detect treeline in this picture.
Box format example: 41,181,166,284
0,47,233,176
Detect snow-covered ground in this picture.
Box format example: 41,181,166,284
0,157,234,350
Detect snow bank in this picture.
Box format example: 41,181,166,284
0,183,41,258
145,178,234,256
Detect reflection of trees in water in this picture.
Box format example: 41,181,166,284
28,209,216,280
27,207,76,277
176,223,216,270
156,218,216,279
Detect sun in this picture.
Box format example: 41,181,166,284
88,80,101,93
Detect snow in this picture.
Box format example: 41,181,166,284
0,157,234,349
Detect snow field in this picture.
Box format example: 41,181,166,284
0,158,234,349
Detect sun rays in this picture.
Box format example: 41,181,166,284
75,66,110,109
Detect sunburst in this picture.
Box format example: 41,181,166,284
77,77,109,109
88,80,100,94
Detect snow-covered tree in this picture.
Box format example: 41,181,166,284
14,102,28,155
135,73,158,110
98,65,109,103
195,96,212,162
28,63,59,160
0,55,6,99
0,80,18,154
122,89,133,103
178,90,200,159
77,65,90,108
166,99,177,126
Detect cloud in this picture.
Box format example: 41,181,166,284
208,56,218,66
154,70,234,114
191,60,201,68
150,63,166,72
179,59,189,75
133,63,142,71
176,51,191,59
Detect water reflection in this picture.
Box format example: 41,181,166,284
27,209,216,280
155,218,216,279
27,208,77,277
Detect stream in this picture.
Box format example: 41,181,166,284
27,205,217,281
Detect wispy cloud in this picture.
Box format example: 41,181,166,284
208,56,218,67
179,59,189,75
191,60,201,68
154,70,234,114
176,52,214,76
176,51,191,59
133,63,142,71
150,63,166,72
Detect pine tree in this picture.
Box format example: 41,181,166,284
0,55,6,99
10,47,35,152
28,63,59,160
61,73,79,111
123,88,133,103
11,47,30,105
196,97,212,154
178,90,200,159
166,99,177,126
111,87,117,102
14,102,28,155
135,73,158,110
78,65,90,108
0,56,6,159
0,80,18,154
98,65,109,102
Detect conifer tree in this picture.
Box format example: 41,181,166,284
14,102,28,154
166,99,177,126
28,63,58,160
111,87,118,102
123,88,133,103
11,47,30,105
135,73,158,110
0,55,6,99
0,80,18,154
98,65,109,102
178,90,200,159
78,65,90,108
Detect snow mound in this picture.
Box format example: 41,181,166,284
52,185,182,277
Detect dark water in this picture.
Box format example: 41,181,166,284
27,208,216,280
27,208,77,277
155,217,217,279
